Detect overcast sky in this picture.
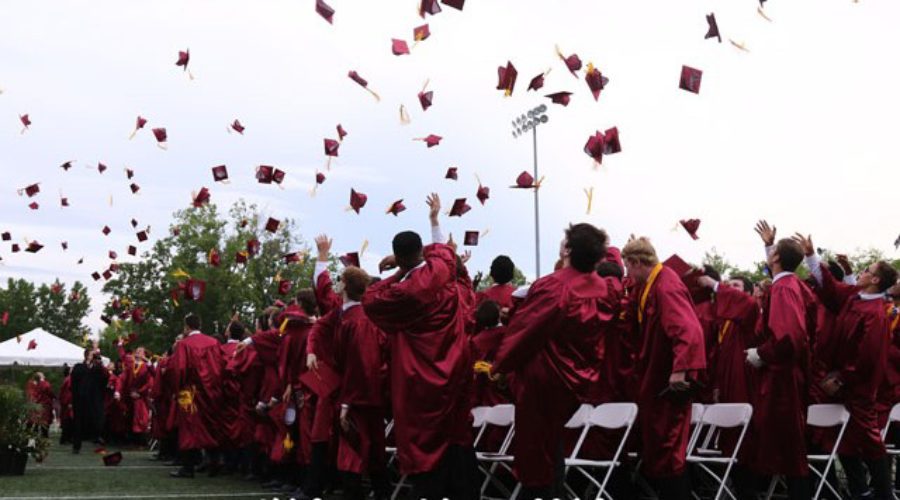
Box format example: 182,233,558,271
2,0,898,331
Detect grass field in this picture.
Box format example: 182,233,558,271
0,438,283,500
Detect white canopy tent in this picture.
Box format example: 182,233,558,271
0,328,98,367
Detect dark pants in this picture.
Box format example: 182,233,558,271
647,473,691,500
60,418,73,444
408,444,479,500
180,449,202,473
841,455,892,499
72,411,102,452
343,470,391,500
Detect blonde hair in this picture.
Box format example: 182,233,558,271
621,237,659,266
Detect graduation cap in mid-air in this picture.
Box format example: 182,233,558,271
679,65,703,94
315,0,334,23
546,92,573,106
349,189,367,214
464,231,480,246
449,198,471,217
496,61,518,96
705,13,722,43
679,219,702,240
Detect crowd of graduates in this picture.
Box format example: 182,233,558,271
26,199,900,500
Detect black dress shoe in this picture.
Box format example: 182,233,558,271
262,479,283,489
169,468,194,478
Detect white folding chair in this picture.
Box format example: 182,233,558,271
686,403,753,500
563,403,638,500
881,402,900,446
688,403,706,453
806,404,851,500
477,404,518,500
472,405,490,430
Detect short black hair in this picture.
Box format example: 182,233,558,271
184,313,202,331
392,231,423,261
596,261,624,280
702,265,721,283
490,256,515,285
565,223,609,273
475,300,501,330
731,275,754,294
775,239,804,273
228,322,245,341
826,260,845,282
257,314,271,332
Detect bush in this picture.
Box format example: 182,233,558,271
0,384,49,463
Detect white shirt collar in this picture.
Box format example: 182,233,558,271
858,292,886,301
187,330,201,337
342,300,361,311
226,339,239,344
772,271,794,284
400,261,427,282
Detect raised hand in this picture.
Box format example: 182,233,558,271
426,193,441,222
447,233,458,253
315,234,332,261
791,233,815,257
754,220,776,246
378,255,398,273
461,250,472,265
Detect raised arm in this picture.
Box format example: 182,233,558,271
793,233,855,313
313,234,341,315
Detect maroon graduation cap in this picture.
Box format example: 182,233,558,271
152,127,167,147
679,65,703,94
130,116,147,139
315,0,334,23
185,279,206,302
278,280,292,296
585,65,610,101
175,49,190,70
60,161,73,171
663,254,711,304
528,73,546,92
603,127,621,154
557,47,582,76
212,165,229,182
102,451,123,467
705,13,722,43
128,245,137,256
324,138,340,157
418,134,443,148
546,91,573,106
20,114,31,131
349,189,367,214
476,185,490,205
247,239,261,256
26,241,44,253
340,252,360,268
392,39,410,55
441,0,465,10
511,171,537,189
192,187,210,207
300,363,341,398
419,0,442,17
386,200,406,216
445,167,458,180
497,61,518,96
464,231,479,246
414,24,431,41
584,131,605,163
208,248,220,266
679,219,701,240
28,202,39,210
27,340,37,351
418,90,434,111
130,183,140,194
230,119,245,134
265,217,281,233
316,172,326,185
449,198,471,217
1,232,9,241
337,124,348,141
20,183,40,197
98,162,107,174
348,70,379,100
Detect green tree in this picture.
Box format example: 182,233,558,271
474,266,528,292
0,279,38,342
702,248,738,278
100,201,315,355
34,280,91,343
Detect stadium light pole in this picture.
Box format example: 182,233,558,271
511,104,549,278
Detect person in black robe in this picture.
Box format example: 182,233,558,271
71,347,109,453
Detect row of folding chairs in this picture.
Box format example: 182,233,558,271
384,401,900,500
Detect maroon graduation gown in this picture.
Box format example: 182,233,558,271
476,283,516,310
168,332,225,450
333,304,389,474
748,273,816,477
494,267,619,487
362,243,473,475
877,307,900,427
630,265,706,479
26,380,55,427
813,265,889,460
307,308,341,444
116,346,153,434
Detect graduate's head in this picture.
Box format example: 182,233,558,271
769,239,803,273
826,260,845,282
889,282,900,305
392,231,424,271
727,275,754,294
83,347,93,361
226,321,245,341
62,364,70,377
596,261,625,281
562,223,609,273
489,256,515,285
263,306,281,329
183,313,202,333
256,312,271,332
295,289,319,317
340,267,370,302
134,346,146,359
33,372,44,382
475,300,501,331
702,265,721,282
622,237,659,283
857,261,899,294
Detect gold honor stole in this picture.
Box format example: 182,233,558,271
638,263,664,326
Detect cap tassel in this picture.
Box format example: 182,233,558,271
729,39,750,52
481,228,491,239
128,129,138,140
279,317,290,334
364,86,380,101
757,6,772,21
399,105,411,125
420,78,430,95
584,187,594,215
360,239,369,259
